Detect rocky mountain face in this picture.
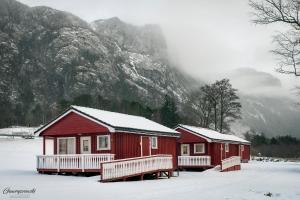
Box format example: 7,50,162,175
1,0,300,138
0,0,196,127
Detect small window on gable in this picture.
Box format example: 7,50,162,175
194,143,205,154
225,143,229,152
151,137,158,149
97,135,111,150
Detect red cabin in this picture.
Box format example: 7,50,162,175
175,124,250,170
35,105,180,181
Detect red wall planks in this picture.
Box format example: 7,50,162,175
176,128,208,143
41,112,109,136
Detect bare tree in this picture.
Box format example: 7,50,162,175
249,0,300,75
215,79,242,133
189,79,241,133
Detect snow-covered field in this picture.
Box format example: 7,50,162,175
0,138,299,200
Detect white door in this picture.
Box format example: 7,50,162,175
45,138,54,155
181,144,190,156
80,136,91,154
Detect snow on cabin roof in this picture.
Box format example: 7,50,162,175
177,124,250,144
71,105,180,136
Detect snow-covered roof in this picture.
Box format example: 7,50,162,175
36,105,180,137
177,124,250,144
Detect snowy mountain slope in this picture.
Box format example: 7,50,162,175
0,0,197,127
233,95,300,138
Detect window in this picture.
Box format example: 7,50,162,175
241,145,244,151
97,135,111,150
151,137,158,149
57,137,75,154
194,143,205,154
181,144,190,156
225,143,229,152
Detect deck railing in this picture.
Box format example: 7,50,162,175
221,156,241,171
101,155,173,181
36,154,114,172
178,156,211,167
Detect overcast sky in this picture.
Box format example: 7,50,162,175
19,0,300,96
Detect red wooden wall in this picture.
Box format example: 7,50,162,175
41,112,109,136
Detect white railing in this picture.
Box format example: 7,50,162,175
36,154,114,172
221,156,241,171
101,155,173,181
178,156,211,167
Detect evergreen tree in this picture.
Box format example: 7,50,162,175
160,95,181,128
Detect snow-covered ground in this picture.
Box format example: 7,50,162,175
0,138,299,200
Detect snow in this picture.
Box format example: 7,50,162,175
0,126,39,137
0,138,299,200
71,106,179,134
178,124,250,144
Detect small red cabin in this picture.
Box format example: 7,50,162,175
175,124,250,169
35,106,180,181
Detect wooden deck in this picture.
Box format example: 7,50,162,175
36,154,114,173
100,155,174,182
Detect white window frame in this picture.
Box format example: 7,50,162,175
97,135,111,150
194,143,205,154
80,136,91,154
181,144,190,156
57,137,76,155
225,143,229,153
151,137,158,149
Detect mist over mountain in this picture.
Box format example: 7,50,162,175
227,68,300,138
0,0,300,138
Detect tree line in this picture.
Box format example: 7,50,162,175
0,78,241,136
245,132,300,158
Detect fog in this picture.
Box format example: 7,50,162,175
19,0,300,96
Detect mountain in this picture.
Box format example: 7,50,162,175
1,0,300,138
227,68,300,138
0,0,197,127
231,94,300,138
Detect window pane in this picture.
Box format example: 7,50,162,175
67,138,75,154
83,140,89,151
98,136,110,149
151,137,157,148
195,144,204,153
59,139,67,154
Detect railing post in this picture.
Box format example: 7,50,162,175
57,156,60,173
81,155,85,172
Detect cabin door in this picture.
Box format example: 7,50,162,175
181,144,190,156
80,136,91,154
45,138,54,155
141,136,150,156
